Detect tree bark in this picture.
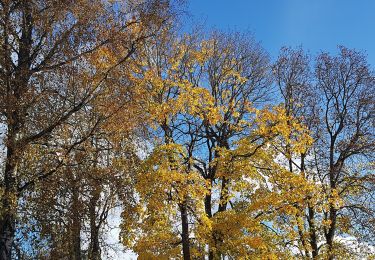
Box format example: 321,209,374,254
0,152,17,260
204,179,215,260
71,185,82,260
88,187,101,260
325,207,337,260
1,2,32,258
179,202,191,260
325,141,338,260
217,177,229,213
308,205,319,259
1,100,21,260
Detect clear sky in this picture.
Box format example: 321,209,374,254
187,0,375,63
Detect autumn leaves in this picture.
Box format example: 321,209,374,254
1,1,374,259
118,30,314,259
119,29,374,259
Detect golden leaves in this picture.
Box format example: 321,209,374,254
129,144,208,257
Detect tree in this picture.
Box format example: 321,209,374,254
121,29,313,259
315,47,375,258
0,0,176,258
120,26,211,259
18,127,139,259
188,31,271,259
2,3,373,258
273,46,321,258
273,46,375,259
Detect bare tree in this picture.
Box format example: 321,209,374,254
273,46,375,259
315,46,375,258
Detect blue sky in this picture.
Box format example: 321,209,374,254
187,0,375,63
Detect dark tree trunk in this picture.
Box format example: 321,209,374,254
204,184,212,218
1,1,32,258
89,224,101,260
71,186,82,260
217,177,229,212
325,142,338,260
325,207,337,260
89,187,101,260
308,205,319,259
0,135,18,260
0,165,16,260
204,179,215,260
0,190,16,260
179,202,191,260
301,153,319,259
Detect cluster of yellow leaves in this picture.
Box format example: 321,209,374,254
119,29,328,259
138,144,207,205
327,189,344,209
206,105,328,257
125,144,208,257
210,211,267,257
253,105,314,154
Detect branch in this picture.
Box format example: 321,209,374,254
17,117,102,194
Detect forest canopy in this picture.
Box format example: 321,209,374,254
0,1,374,259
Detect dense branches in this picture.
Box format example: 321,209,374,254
0,2,373,259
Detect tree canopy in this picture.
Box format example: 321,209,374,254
0,1,374,259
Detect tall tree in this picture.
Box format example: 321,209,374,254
121,30,314,259
0,0,176,258
315,47,375,258
273,46,375,259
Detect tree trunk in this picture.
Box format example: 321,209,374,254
179,202,191,260
308,206,319,259
204,179,215,260
0,196,16,260
1,1,32,257
326,141,338,260
89,187,101,260
217,177,229,212
0,193,16,260
71,186,82,260
204,180,213,218
325,206,337,260
0,144,18,260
